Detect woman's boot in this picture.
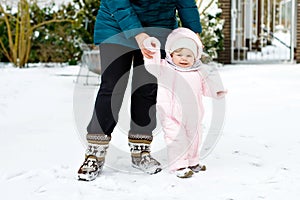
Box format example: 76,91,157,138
77,133,111,181
128,133,162,174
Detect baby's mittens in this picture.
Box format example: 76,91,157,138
143,37,161,77
143,37,161,53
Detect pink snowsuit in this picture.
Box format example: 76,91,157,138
144,28,225,171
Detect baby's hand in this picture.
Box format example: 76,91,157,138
217,90,227,98
143,37,161,54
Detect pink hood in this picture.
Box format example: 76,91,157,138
164,28,203,71
143,27,205,73
165,27,203,60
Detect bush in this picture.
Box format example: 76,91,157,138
0,0,100,65
200,2,225,59
29,3,80,64
29,0,100,65
0,0,74,66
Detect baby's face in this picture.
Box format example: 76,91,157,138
171,48,195,68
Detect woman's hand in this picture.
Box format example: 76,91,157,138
196,33,205,49
135,32,155,59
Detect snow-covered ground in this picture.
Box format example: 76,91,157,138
1,63,300,199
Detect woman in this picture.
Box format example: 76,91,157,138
77,0,202,181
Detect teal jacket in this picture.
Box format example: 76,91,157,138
94,0,202,47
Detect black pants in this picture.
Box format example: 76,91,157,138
87,43,157,137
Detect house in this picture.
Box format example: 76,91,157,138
218,0,300,63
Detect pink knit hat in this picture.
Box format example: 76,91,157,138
169,37,198,57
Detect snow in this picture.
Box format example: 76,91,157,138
247,31,291,61
1,63,300,199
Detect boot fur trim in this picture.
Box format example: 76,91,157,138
128,132,153,144
86,133,111,145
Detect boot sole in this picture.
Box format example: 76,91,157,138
176,170,194,178
77,170,101,181
190,165,206,173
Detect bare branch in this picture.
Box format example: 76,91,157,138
0,4,17,62
201,0,215,14
0,39,13,62
0,4,21,24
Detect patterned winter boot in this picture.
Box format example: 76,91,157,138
77,133,111,181
128,133,162,174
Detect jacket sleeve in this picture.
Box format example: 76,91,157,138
106,0,144,38
200,65,226,99
143,37,161,77
176,0,202,33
